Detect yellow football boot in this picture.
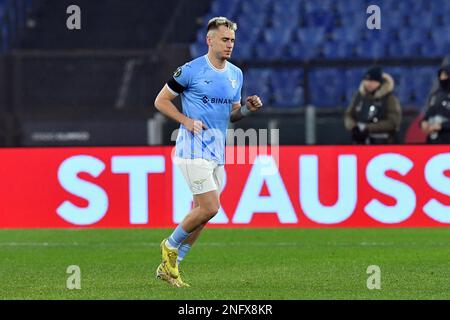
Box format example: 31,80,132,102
156,263,190,287
160,239,179,279
175,267,191,287
156,263,180,287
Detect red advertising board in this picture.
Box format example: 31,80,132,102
0,145,449,228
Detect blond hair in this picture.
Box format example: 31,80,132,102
207,16,237,34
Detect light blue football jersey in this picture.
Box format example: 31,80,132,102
169,55,243,165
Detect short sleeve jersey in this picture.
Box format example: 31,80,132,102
167,55,243,165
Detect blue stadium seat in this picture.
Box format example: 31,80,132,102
271,12,298,30
354,41,386,59
236,12,267,29
398,28,429,44
382,11,409,29
263,27,292,45
311,86,343,107
236,17,264,43
417,12,437,27
397,0,428,13
194,30,205,43
430,0,450,15
362,28,396,43
245,68,272,84
344,68,365,86
332,28,361,43
343,68,366,102
273,0,299,12
321,41,352,59
270,69,304,107
413,67,436,89
304,10,336,28
241,0,270,14
308,0,336,11
344,89,357,105
384,67,406,87
430,26,450,44
196,0,448,109
230,41,253,60
189,42,206,59
210,0,240,18
270,69,303,87
273,86,304,108
383,66,437,108
236,26,261,43
420,40,442,58
433,42,450,56
340,13,366,29
401,41,422,57
386,42,407,58
397,85,412,107
309,69,346,107
296,27,325,45
286,42,318,61
253,42,285,61
243,83,270,106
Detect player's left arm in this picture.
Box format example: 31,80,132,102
230,95,263,123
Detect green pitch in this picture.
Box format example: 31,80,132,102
0,228,449,300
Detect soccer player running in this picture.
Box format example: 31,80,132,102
154,16,263,287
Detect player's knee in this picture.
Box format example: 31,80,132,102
206,205,220,218
208,205,220,219
199,203,220,220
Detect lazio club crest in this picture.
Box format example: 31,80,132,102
229,78,237,89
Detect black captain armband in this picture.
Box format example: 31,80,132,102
167,78,186,95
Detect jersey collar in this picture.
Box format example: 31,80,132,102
204,55,228,73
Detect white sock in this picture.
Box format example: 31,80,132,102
165,239,177,250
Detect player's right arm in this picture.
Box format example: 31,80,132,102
154,84,205,134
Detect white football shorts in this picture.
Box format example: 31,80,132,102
174,157,225,195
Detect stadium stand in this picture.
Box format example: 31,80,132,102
191,0,448,109
0,0,448,146
0,0,33,52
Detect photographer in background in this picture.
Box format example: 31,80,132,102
420,65,450,144
344,66,402,144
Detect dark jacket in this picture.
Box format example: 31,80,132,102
345,73,402,144
421,87,450,144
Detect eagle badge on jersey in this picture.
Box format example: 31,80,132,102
229,77,237,89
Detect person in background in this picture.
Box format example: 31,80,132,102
420,65,450,144
344,66,402,144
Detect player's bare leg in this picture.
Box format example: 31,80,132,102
181,190,220,232
182,199,206,246
179,169,223,259
157,190,219,287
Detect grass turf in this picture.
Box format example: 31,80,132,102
0,228,449,300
